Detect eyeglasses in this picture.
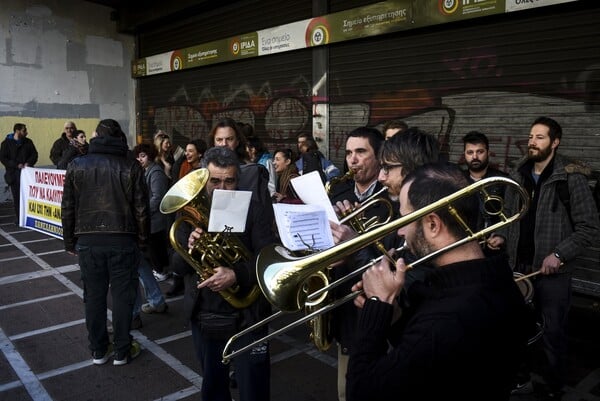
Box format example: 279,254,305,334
380,162,403,175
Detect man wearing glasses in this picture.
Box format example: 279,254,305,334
378,127,440,201
329,127,440,401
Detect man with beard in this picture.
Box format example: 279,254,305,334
492,117,599,400
462,131,508,255
345,163,532,401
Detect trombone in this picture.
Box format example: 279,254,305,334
222,176,529,363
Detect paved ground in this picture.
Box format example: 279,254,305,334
1,200,600,401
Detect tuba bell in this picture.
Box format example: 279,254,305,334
159,168,261,309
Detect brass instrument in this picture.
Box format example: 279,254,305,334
221,176,529,363
309,182,393,351
159,168,261,309
325,169,354,194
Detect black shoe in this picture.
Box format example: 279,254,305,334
166,276,184,298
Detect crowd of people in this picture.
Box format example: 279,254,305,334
2,114,598,401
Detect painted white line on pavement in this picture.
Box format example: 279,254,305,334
133,331,204,389
152,386,200,401
0,264,79,286
0,327,52,401
0,227,55,270
0,292,73,311
155,329,192,345
9,319,86,340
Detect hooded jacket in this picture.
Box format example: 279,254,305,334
499,154,599,272
61,135,149,252
0,133,38,185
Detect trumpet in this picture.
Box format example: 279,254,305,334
221,176,530,363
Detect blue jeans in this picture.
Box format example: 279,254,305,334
133,252,166,317
191,318,270,401
77,241,139,356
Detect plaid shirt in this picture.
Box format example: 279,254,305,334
500,154,599,272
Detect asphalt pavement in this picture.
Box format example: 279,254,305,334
1,200,600,401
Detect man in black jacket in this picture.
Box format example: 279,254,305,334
184,146,276,401
346,163,532,401
327,126,387,401
0,123,38,223
61,119,149,366
50,121,77,167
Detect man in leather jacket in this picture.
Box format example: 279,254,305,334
61,119,149,366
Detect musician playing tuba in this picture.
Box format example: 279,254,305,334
180,146,276,401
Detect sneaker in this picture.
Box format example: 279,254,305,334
141,302,168,314
131,315,143,330
92,344,113,365
511,380,533,395
153,270,171,282
113,341,141,366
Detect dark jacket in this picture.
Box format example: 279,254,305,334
347,256,532,401
0,133,38,185
329,179,391,352
50,133,70,166
145,162,170,233
61,135,149,252
499,154,600,272
181,195,277,329
56,141,89,170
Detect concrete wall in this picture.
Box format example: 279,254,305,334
0,0,135,202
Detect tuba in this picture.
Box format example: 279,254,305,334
159,168,261,309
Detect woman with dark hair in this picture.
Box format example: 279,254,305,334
57,130,88,169
132,143,169,320
272,148,302,204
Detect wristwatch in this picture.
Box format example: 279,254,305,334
554,250,564,264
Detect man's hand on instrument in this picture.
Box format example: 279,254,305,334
188,227,205,249
198,267,236,292
330,221,357,244
359,256,406,306
486,234,505,250
333,199,358,216
540,253,563,275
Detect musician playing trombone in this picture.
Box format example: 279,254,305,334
345,163,533,401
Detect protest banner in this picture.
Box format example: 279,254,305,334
19,167,65,239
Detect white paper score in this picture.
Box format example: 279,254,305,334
208,189,252,233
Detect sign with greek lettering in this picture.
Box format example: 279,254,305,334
19,167,65,239
505,0,577,12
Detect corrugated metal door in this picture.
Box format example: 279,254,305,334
327,1,600,295
136,0,314,152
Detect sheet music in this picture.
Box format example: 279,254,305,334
290,171,339,223
272,203,334,252
208,189,252,233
